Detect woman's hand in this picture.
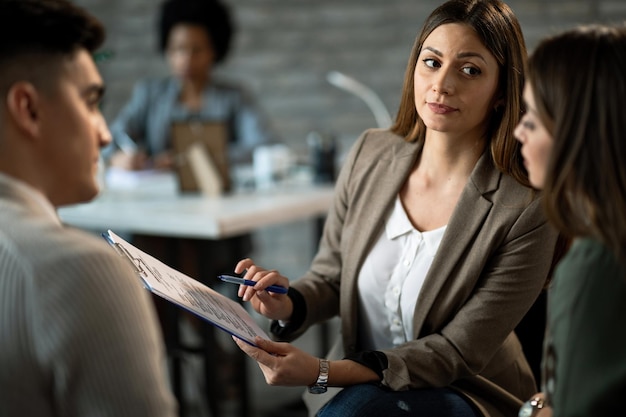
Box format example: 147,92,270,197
109,150,149,170
109,150,173,170
234,337,380,387
233,336,319,386
152,151,174,170
234,258,293,321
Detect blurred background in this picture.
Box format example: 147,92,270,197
77,0,626,162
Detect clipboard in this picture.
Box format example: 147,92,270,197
102,230,269,346
170,121,231,194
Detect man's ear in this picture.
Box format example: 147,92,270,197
5,81,41,139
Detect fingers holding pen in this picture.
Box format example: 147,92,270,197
234,259,289,301
232,259,293,320
234,258,254,275
245,270,287,302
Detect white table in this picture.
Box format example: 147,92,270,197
58,173,335,239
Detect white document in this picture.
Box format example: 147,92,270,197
103,230,269,346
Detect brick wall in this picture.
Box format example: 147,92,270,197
74,0,626,157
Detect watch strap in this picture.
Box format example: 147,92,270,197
308,358,329,394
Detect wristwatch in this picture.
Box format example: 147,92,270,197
518,396,545,417
308,359,330,394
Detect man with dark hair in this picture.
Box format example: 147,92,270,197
0,1,177,415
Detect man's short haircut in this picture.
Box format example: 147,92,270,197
0,0,104,58
0,0,105,94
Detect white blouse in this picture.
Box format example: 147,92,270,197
357,196,446,350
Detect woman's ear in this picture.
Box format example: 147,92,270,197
5,81,40,138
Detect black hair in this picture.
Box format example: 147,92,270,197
0,0,105,95
0,0,104,60
158,0,234,63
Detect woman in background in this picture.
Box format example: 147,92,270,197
107,0,276,170
231,1,559,416
515,25,626,417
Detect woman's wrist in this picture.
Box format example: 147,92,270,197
270,288,305,336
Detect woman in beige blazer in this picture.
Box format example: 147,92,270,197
233,1,558,416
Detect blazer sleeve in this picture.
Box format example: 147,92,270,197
270,131,367,341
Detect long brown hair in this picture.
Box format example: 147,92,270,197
528,25,626,261
390,0,528,186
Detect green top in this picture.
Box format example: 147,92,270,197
545,238,626,417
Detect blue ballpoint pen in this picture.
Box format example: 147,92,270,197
218,275,288,294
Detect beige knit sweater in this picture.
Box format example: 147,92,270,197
0,174,177,417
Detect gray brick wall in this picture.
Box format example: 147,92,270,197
74,0,626,157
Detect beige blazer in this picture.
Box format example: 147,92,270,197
284,129,558,417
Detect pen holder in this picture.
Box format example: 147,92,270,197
307,131,337,184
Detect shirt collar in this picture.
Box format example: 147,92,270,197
385,195,447,251
385,196,414,240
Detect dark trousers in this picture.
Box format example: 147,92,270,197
317,385,481,417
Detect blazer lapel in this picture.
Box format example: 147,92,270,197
411,152,501,336
340,137,421,329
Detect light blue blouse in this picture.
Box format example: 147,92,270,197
106,77,278,164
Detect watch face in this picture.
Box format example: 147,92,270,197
518,401,533,417
308,385,328,394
